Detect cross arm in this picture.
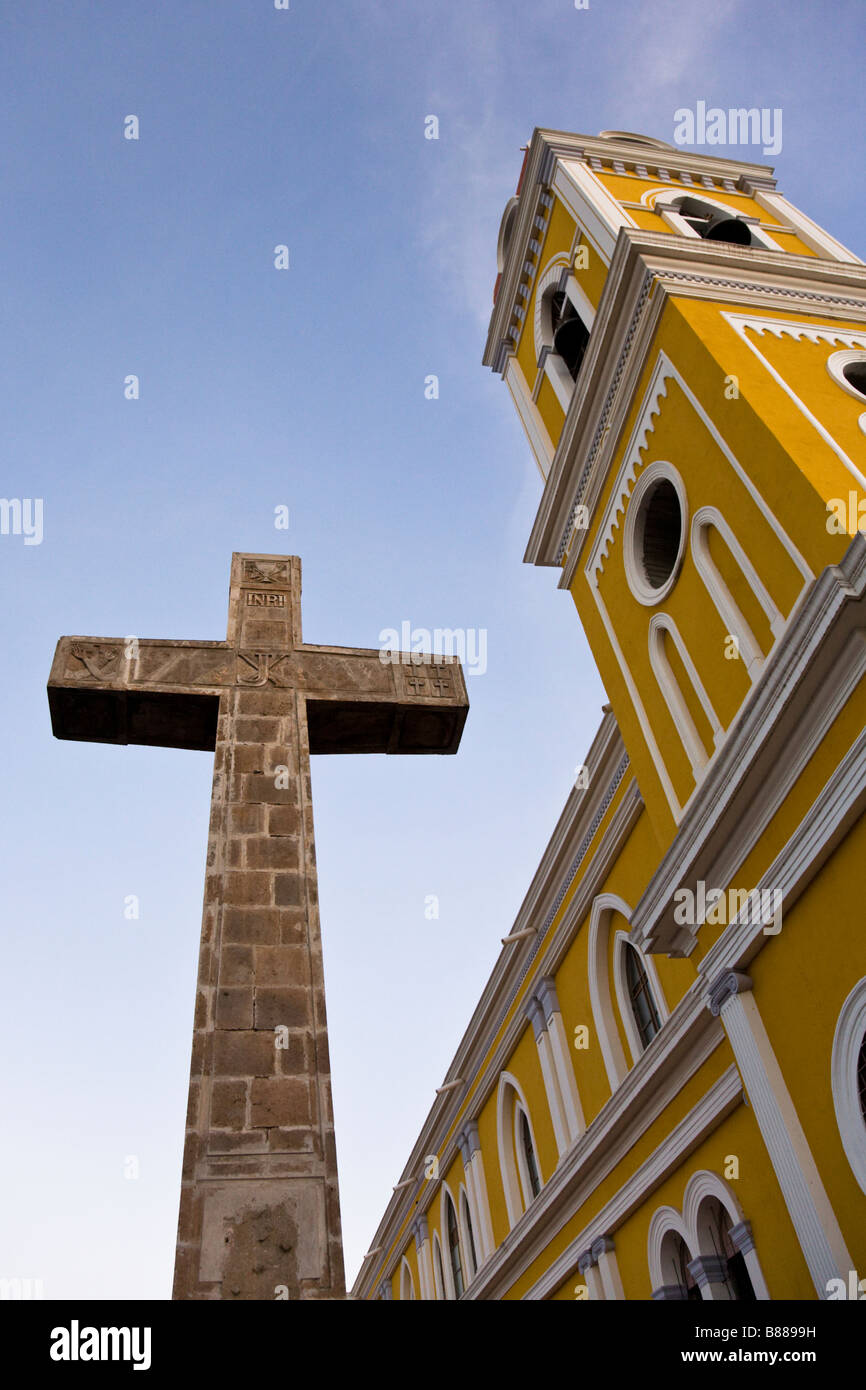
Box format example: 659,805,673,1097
296,646,469,755
47,636,230,752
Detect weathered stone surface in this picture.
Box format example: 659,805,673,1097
210,1080,247,1129
268,804,300,837
250,1077,311,1129
254,986,310,1030
213,1030,277,1078
47,551,468,1302
215,988,253,1030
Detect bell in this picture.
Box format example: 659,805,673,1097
553,315,589,380
702,213,753,246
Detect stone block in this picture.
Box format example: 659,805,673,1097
268,805,300,837
249,1078,311,1129
222,908,281,946
210,1080,247,1129
215,987,253,1030
224,871,273,906
255,986,310,1030
228,803,264,835
234,717,281,744
274,873,303,907
246,836,301,870
240,774,298,804
253,945,307,986
219,944,254,985
213,1030,278,1078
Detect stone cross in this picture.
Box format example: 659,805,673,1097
47,553,468,1300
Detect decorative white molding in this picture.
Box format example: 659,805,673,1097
461,1125,496,1263
709,977,853,1296
831,976,866,1198
585,348,811,823
697,721,866,981
526,998,570,1157
588,893,634,1090
722,314,866,491
632,539,866,955
649,1169,771,1300
623,460,689,606
504,355,555,481
523,1065,742,1300
613,930,670,1068
826,347,866,404
753,190,863,265
514,1098,544,1214
399,1256,416,1301
691,505,783,678
554,158,638,262
497,1072,542,1230
649,611,723,775
652,189,782,251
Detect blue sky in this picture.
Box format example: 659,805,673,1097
1,0,863,1299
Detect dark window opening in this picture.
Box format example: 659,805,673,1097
639,478,682,590
624,942,662,1049
843,360,866,400
857,1030,866,1126
519,1108,542,1200
550,290,590,382
675,197,754,247
446,1197,464,1298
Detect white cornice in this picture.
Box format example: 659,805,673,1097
523,231,866,576
523,1065,743,1300
484,128,780,378
460,985,730,1300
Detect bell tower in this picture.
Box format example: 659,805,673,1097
485,129,866,844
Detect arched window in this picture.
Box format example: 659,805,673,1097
534,257,595,411
497,1072,545,1227
660,1230,701,1300
546,288,590,382
516,1103,542,1202
826,349,866,404
623,941,662,1050
432,1232,446,1301
445,1194,464,1298
831,977,866,1196
399,1257,416,1301
711,1201,757,1301
459,1189,478,1281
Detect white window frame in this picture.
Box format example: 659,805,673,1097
831,977,866,1197
691,505,785,680
431,1230,446,1301
533,254,595,413
646,188,782,250
613,930,669,1066
458,1185,478,1283
496,1071,543,1228
399,1256,416,1301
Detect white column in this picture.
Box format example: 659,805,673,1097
526,997,570,1156
708,970,853,1298
577,1248,604,1301
458,1122,495,1264
503,355,554,480
537,978,585,1142
412,1215,434,1301
593,1236,625,1300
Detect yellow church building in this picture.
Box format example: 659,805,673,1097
352,128,866,1302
